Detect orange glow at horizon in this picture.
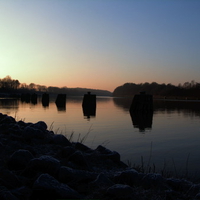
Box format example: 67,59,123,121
0,1,199,92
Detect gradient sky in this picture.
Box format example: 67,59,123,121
0,0,200,92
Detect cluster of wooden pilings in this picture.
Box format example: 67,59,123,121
20,92,97,118
21,93,66,109
21,93,38,104
20,91,154,127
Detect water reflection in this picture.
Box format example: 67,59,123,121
129,93,153,132
42,93,49,107
113,97,154,132
21,93,31,103
0,98,19,109
113,97,200,116
55,94,66,112
1,96,200,180
129,111,153,132
31,93,38,105
82,106,96,120
112,97,132,110
113,97,200,132
153,100,200,117
55,104,66,112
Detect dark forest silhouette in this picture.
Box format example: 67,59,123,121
0,76,111,97
113,81,200,99
1,76,200,99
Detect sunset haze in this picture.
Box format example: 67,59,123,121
0,0,200,92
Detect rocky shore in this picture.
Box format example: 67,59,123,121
0,113,200,199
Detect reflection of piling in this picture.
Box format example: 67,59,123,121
55,94,66,108
31,93,37,104
130,111,153,132
21,93,31,103
82,92,96,119
129,92,153,132
42,93,49,107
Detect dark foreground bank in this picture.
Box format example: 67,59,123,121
0,113,200,200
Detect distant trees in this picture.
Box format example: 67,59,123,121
0,76,20,92
0,76,111,96
113,81,200,98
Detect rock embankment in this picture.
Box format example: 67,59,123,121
0,113,199,199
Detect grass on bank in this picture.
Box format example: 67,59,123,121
127,143,200,183
49,121,93,144
48,123,200,182
13,116,200,183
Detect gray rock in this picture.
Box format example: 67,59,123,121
89,173,114,189
52,134,71,146
0,170,22,189
74,142,92,152
33,173,82,199
141,173,166,189
0,142,4,148
7,149,34,170
0,186,19,200
195,193,200,199
95,145,121,162
166,177,192,191
58,166,97,184
106,184,134,198
114,169,141,186
60,146,76,158
22,126,44,140
31,121,47,131
187,183,200,197
17,120,26,128
0,116,15,124
68,151,90,170
28,155,60,177
11,186,32,200
8,124,22,135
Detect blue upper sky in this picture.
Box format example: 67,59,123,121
0,0,199,91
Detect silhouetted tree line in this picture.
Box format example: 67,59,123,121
113,81,200,98
0,76,111,97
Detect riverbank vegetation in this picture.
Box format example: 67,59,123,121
0,76,111,97
113,81,200,99
1,112,200,199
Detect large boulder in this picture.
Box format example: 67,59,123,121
52,134,71,146
8,124,22,135
58,166,97,184
0,186,18,200
106,184,134,199
7,149,34,170
114,169,142,186
141,173,166,189
32,173,82,199
0,115,16,124
89,173,114,189
0,170,22,189
26,155,61,177
11,186,32,200
68,151,91,170
95,145,121,162
31,121,47,132
22,126,44,141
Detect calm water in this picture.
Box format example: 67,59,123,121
1,96,200,180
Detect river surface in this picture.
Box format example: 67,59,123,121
1,96,200,180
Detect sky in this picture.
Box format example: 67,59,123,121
0,0,200,92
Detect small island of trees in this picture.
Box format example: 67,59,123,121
0,76,112,97
113,81,200,99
